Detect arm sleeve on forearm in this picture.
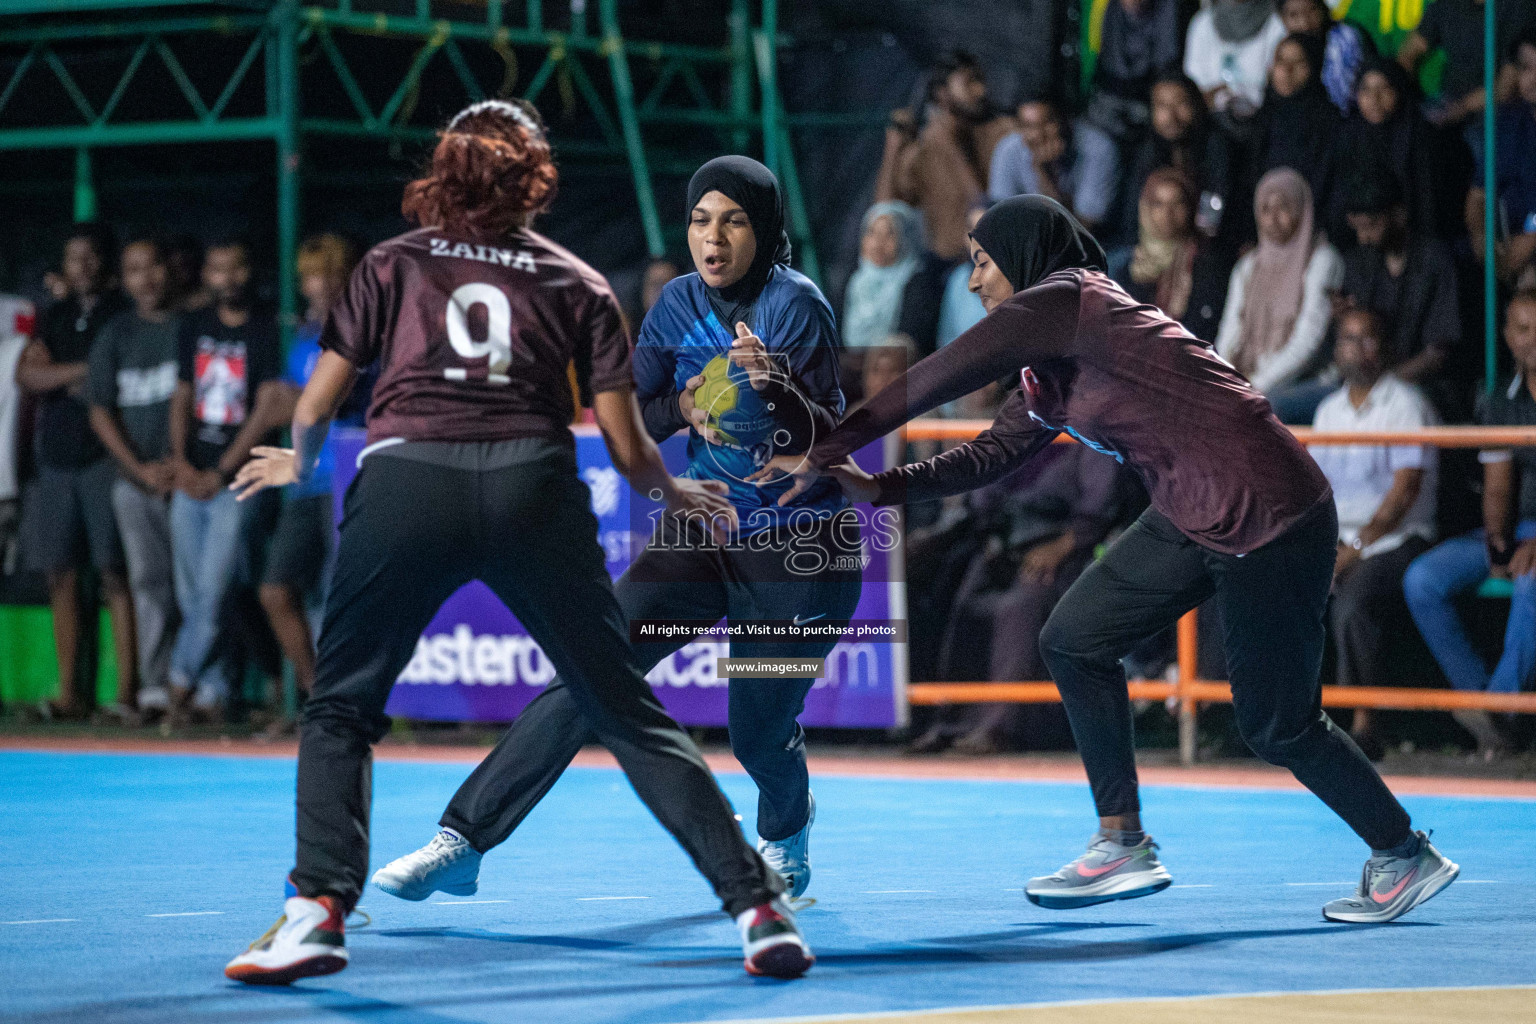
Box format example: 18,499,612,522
640,389,689,443
871,389,1059,505
808,278,1078,469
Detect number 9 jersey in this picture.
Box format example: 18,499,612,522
320,226,633,445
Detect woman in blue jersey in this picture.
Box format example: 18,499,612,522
371,156,862,901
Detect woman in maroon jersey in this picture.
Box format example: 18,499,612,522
755,195,1458,925
222,99,811,984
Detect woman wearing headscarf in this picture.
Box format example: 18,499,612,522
842,201,924,351
1338,55,1445,237
1244,32,1345,242
1109,168,1232,341
756,195,1455,926
370,156,861,910
1278,0,1374,113
1216,167,1343,423
1116,73,1235,246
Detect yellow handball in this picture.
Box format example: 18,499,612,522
693,354,741,443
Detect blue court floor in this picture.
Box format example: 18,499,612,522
0,749,1531,1024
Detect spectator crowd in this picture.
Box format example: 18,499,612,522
1,229,367,735
862,0,1536,760
2,0,1535,761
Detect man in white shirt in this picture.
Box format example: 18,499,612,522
1310,308,1438,759
0,294,34,575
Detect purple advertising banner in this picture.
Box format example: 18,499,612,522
329,426,907,728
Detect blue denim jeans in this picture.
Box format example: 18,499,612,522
1403,521,1536,694
170,488,254,704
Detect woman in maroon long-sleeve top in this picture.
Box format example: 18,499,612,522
756,195,1458,924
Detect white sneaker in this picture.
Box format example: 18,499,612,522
371,829,482,901
736,896,813,978
225,895,348,985
757,792,815,898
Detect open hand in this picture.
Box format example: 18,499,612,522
749,455,877,506
729,322,772,390
229,446,297,501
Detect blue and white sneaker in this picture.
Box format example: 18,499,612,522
1322,831,1459,923
758,792,815,898
1026,832,1173,909
371,829,482,901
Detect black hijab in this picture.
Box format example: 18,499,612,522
969,195,1108,293
686,155,792,326
1343,56,1424,188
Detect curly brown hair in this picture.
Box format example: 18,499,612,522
402,99,558,241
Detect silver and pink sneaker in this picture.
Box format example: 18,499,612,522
1322,830,1458,924
1026,833,1173,909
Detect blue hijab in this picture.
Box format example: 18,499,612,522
842,200,924,349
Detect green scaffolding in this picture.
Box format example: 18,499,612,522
0,0,852,339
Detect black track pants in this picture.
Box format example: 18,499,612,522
290,441,782,916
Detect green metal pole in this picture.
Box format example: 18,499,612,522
755,0,780,174
727,0,750,154
1485,0,1497,394
72,146,95,221
775,125,821,286
597,0,664,257
275,0,300,349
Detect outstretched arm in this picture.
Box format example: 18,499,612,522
868,389,1058,505
804,281,1076,470
230,351,357,499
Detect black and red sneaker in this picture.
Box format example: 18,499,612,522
224,895,348,985
735,896,814,978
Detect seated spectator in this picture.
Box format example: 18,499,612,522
258,234,369,736
1339,56,1445,237
842,201,925,352
1109,168,1233,342
911,443,1136,754
1404,291,1536,760
1085,0,1184,143
1244,32,1344,243
1396,0,1532,133
935,203,990,349
1216,167,1343,421
168,240,283,720
1118,73,1236,244
988,96,1119,233
1339,170,1461,407
876,51,1017,263
1183,0,1287,132
1279,0,1372,113
15,224,135,721
1312,308,1438,761
0,294,32,576
87,239,181,720
1467,27,1536,289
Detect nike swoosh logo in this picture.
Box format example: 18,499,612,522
792,613,826,626
1371,866,1418,904
1075,855,1132,878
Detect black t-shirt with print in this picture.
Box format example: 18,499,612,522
176,305,281,471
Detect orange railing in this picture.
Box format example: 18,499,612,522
899,421,1536,763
